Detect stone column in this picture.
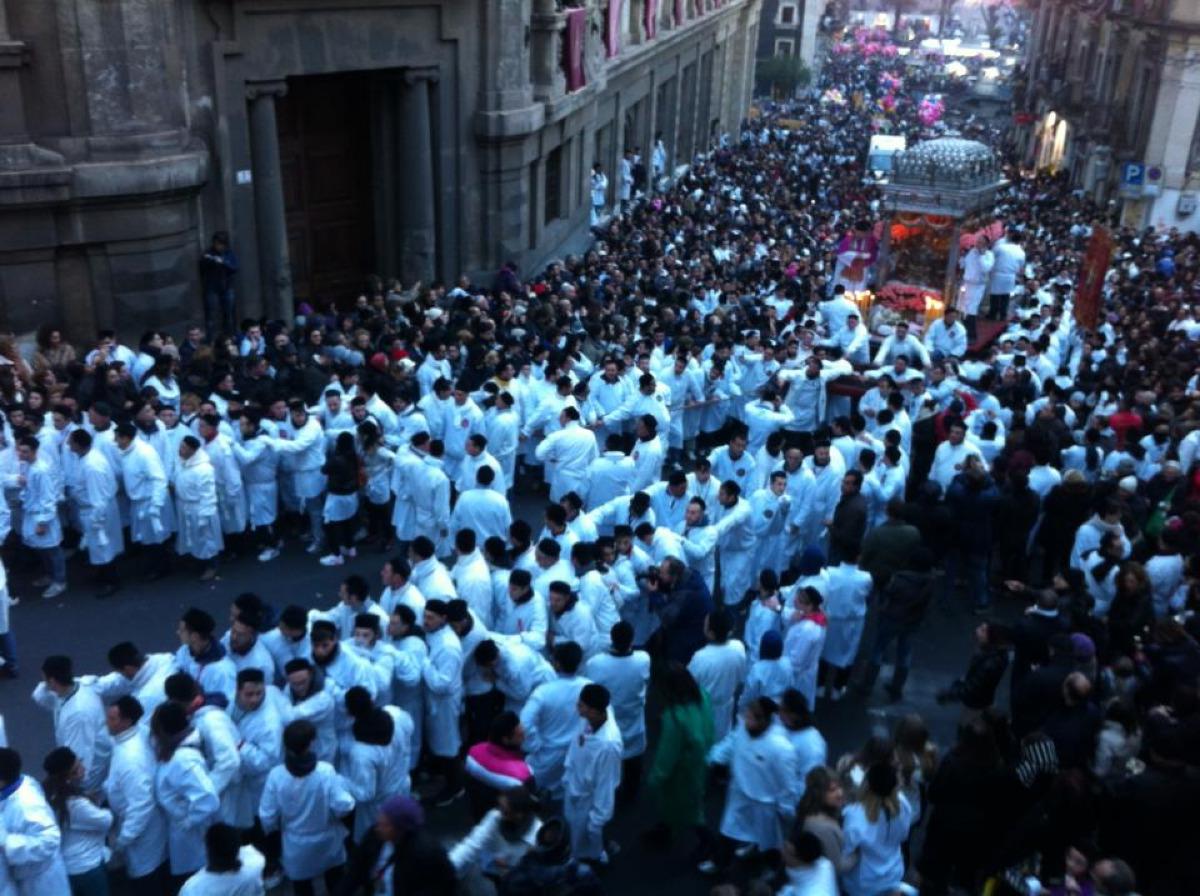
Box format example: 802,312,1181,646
396,69,438,286
246,81,294,323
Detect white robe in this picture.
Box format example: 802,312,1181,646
708,722,797,849
174,450,223,560
227,701,284,828
0,776,70,895
31,682,105,788
259,761,355,882
73,448,123,565
179,844,266,896
104,726,168,878
688,641,748,741
519,674,591,797
583,650,651,757
820,563,873,668
230,436,279,527
563,714,623,860
18,457,61,550
449,488,512,545
423,626,464,758
155,733,221,875
120,439,173,545
535,422,599,502
785,619,826,711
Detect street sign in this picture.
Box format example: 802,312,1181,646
1121,162,1144,187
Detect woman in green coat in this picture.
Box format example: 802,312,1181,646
644,662,715,848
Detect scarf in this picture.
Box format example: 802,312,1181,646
801,610,828,627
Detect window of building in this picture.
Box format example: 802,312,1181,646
774,38,795,57
545,145,563,223
779,3,797,25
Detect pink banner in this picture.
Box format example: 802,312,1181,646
606,0,621,57
675,0,683,25
645,0,658,39
565,8,587,91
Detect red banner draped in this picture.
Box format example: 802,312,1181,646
1074,226,1113,332
645,0,658,39
607,0,621,57
565,8,587,91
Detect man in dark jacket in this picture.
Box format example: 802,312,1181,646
859,497,922,590
943,465,1000,613
828,469,868,564
1012,632,1076,737
861,547,935,700
338,795,456,895
648,557,712,665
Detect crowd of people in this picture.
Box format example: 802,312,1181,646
0,32,1197,896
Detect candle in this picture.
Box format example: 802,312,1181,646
924,295,944,327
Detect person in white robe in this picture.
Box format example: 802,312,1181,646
563,684,623,862
535,407,599,502
819,557,873,701
198,414,248,539
713,481,756,606
179,825,265,896
31,655,106,791
474,637,556,714
116,422,174,580
258,719,356,890
282,659,339,765
785,587,827,713
483,394,520,489
268,402,328,551
583,621,651,793
452,532,495,627
68,428,123,597
15,435,67,599
450,467,513,544
701,698,797,871
226,670,283,830
103,696,169,885
421,601,465,802
174,436,223,580
151,703,221,878
0,749,71,895
231,414,281,563
687,612,748,742
519,642,591,798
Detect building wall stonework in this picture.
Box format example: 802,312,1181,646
0,0,760,337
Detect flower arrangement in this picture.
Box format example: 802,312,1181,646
877,282,943,315
917,94,944,128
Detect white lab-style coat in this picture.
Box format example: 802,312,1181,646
740,657,796,710
820,563,873,668
449,488,513,545
0,776,70,895
519,674,591,797
388,635,427,767
840,796,916,896
87,651,173,723
423,626,464,758
341,736,390,842
495,593,549,652
536,422,599,502
179,844,266,896
688,640,748,742
483,407,520,487
31,682,105,786
74,448,123,565
230,434,279,527
59,795,112,876
629,436,665,493
410,456,451,537
18,456,61,549
227,700,283,828
272,418,327,501
551,602,598,659
708,721,797,850
155,731,221,875
285,688,339,766
190,703,242,800
785,618,826,711
174,449,223,560
173,644,239,707
584,452,635,511
584,650,651,757
454,551,495,627
714,497,756,603
120,439,173,544
563,713,623,861
259,760,355,882
104,725,168,878
203,437,247,535
493,640,557,712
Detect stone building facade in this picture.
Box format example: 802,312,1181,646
0,0,760,340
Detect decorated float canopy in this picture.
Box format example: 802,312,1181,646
875,136,1007,313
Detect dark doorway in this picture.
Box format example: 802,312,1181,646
276,72,373,309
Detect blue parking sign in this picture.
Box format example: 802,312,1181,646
1121,162,1145,187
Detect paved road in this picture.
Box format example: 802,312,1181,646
0,490,1008,893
